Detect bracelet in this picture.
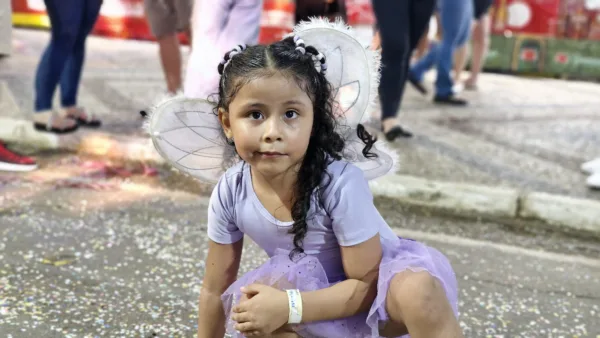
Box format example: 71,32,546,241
285,289,303,324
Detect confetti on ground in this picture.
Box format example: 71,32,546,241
0,157,599,337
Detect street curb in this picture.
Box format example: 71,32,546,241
76,133,600,237
370,175,600,237
519,192,600,234
368,175,520,218
2,107,599,236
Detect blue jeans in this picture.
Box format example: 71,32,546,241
410,0,473,97
34,0,102,112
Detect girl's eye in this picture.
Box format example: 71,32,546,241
285,110,299,119
249,111,264,120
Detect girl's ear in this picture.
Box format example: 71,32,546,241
218,108,233,139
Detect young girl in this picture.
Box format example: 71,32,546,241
147,20,462,338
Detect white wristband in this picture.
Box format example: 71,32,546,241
286,289,303,324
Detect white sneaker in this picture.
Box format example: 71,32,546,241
586,172,600,189
581,157,600,174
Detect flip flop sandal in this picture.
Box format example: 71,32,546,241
69,109,102,128
383,125,413,141
33,113,79,134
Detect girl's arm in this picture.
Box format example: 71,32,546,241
198,238,244,338
299,233,382,322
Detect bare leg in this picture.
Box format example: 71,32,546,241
266,325,301,338
465,14,490,88
382,117,400,133
453,43,469,82
157,34,183,94
382,271,464,338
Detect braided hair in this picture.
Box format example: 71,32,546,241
216,36,377,257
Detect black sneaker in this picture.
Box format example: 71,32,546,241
408,72,428,95
433,95,468,106
384,125,413,140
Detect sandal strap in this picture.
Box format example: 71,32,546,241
85,111,96,123
69,107,96,122
45,113,55,131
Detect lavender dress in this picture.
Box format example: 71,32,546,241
208,161,458,338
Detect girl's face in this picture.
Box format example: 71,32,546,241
219,72,314,179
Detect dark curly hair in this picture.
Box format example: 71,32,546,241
216,37,377,257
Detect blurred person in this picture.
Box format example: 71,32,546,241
1,1,37,171
453,0,492,89
371,16,434,59
371,0,437,140
582,157,600,189
413,23,432,61
183,0,262,99
144,0,193,95
408,0,473,105
33,0,103,134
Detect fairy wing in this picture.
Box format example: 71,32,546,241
145,95,237,183
294,18,399,179
146,19,398,183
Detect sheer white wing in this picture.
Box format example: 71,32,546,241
145,19,399,183
144,95,238,183
295,18,398,179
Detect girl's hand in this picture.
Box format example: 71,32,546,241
231,284,290,336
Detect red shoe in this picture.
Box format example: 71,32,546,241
0,143,38,172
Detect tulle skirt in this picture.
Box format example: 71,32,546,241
221,236,458,338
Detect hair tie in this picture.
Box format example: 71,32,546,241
293,36,306,55
218,44,248,75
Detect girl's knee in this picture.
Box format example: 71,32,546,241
388,271,450,325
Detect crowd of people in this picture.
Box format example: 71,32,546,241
0,0,598,191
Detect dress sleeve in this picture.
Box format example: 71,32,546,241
207,173,244,244
323,164,382,247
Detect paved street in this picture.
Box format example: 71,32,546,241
0,156,599,337
1,28,600,337
2,28,599,200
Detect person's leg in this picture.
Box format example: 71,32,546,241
60,0,102,121
413,24,431,61
409,43,439,83
407,0,438,89
371,0,411,136
145,0,184,94
373,0,435,138
408,0,437,52
465,14,490,88
382,270,464,338
451,12,474,88
453,43,469,82
435,0,471,99
175,0,193,62
33,0,82,131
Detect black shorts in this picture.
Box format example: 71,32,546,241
473,0,493,20
295,0,347,23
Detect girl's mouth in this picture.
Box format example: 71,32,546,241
257,152,286,158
